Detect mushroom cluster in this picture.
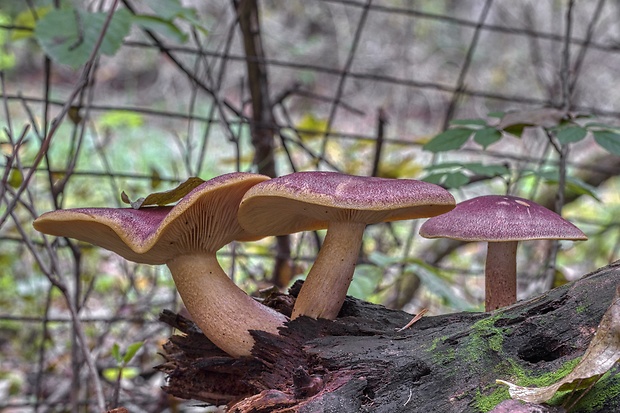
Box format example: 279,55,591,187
33,170,588,358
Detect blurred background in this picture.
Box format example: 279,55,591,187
1,0,620,411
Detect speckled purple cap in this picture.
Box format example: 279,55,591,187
419,195,587,242
238,171,456,236
33,172,269,264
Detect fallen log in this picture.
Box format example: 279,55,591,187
156,261,620,412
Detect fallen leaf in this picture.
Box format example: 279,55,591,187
121,177,204,209
497,285,620,403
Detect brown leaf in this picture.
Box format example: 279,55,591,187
498,108,566,133
121,177,205,209
497,285,620,403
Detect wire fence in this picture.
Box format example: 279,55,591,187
1,0,619,411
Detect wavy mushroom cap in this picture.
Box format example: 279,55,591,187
33,172,270,264
238,171,456,236
419,195,587,242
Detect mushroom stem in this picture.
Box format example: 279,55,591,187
292,221,366,320
485,241,518,311
167,253,288,357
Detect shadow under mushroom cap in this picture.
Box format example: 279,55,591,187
419,195,587,242
33,172,269,265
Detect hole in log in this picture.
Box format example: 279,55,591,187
517,334,568,363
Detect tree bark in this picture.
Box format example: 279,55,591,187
157,262,620,412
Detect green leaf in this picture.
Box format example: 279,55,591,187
121,177,205,209
102,366,140,381
7,168,23,188
122,341,144,365
131,14,188,43
367,251,401,267
147,0,190,20
503,123,528,137
405,260,470,311
348,264,382,300
593,131,620,155
425,162,509,177
422,163,508,189
565,177,600,201
463,163,509,177
556,126,587,145
34,8,132,68
487,111,505,118
423,128,473,153
111,343,121,363
449,118,487,127
528,169,600,202
98,110,144,129
473,127,502,149
0,14,16,70
296,113,329,140
150,167,162,190
146,0,208,35
420,173,445,185
499,108,564,134
442,172,469,188
11,6,53,40
585,122,619,130
424,162,463,172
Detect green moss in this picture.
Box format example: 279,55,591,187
576,304,588,314
425,336,444,353
507,357,581,387
472,385,510,412
425,335,456,364
438,312,620,412
472,358,584,412
568,369,620,412
463,314,505,365
462,313,592,411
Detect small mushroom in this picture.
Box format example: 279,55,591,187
33,172,287,357
419,195,587,311
238,171,455,320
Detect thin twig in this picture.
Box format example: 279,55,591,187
370,108,387,177
397,308,429,332
317,0,372,167
544,0,574,291
442,0,494,129
569,0,606,96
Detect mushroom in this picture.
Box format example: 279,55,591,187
33,172,287,357
237,171,456,320
419,195,587,311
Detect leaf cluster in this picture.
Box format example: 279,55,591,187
421,109,620,193
9,0,207,69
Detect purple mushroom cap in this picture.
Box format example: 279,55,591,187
419,195,587,242
34,172,270,265
238,171,456,320
238,171,456,236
